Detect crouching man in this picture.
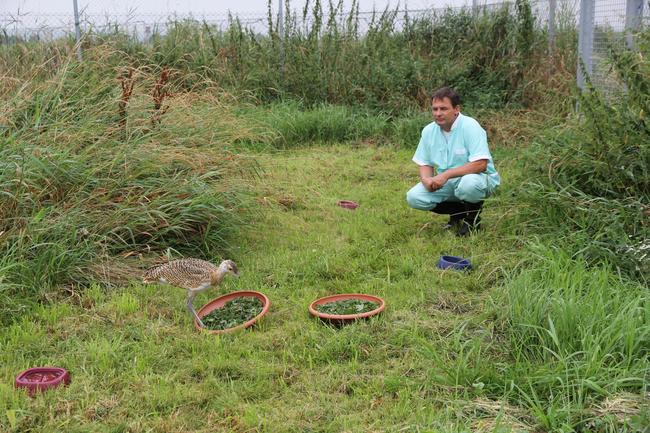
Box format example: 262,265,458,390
406,87,500,236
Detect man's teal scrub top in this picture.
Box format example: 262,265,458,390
412,113,500,186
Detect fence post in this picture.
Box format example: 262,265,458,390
625,0,644,49
472,0,479,16
548,0,556,50
72,0,83,61
577,0,594,90
278,0,284,37
278,0,285,79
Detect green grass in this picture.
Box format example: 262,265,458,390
2,143,646,432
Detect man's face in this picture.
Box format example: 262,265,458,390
431,97,460,131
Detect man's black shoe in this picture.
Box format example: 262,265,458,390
456,201,484,237
432,201,466,230
443,213,466,231
457,220,480,236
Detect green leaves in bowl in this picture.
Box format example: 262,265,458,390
315,299,379,315
202,297,264,330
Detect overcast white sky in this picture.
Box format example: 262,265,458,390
3,0,471,15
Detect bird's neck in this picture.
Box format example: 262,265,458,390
211,268,227,285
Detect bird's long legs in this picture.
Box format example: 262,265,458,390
187,291,205,328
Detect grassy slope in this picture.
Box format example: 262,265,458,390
1,144,527,433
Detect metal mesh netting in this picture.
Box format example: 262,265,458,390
592,0,630,96
0,1,569,40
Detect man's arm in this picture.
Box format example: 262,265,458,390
422,159,487,191
419,165,436,191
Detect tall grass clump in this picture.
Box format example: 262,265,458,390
259,0,565,111
423,247,648,431
493,247,649,431
0,48,259,324
229,100,431,148
519,28,649,282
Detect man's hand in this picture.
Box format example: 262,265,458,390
430,173,448,190
418,165,449,191
422,173,448,191
421,177,435,191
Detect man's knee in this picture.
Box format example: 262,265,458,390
406,187,433,211
405,189,422,209
455,174,487,203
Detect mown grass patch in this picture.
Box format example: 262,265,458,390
0,144,522,432
2,142,647,432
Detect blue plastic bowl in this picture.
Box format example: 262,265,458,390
437,255,472,271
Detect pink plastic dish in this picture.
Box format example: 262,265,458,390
15,367,70,396
337,200,359,210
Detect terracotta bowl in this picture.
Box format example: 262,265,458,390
309,293,385,324
337,200,359,210
195,290,270,334
15,367,70,396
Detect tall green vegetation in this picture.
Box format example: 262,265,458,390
520,28,650,282
1,0,572,113
496,249,648,431
420,248,648,430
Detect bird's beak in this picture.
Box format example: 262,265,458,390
233,272,240,278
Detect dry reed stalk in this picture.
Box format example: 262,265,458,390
151,67,170,125
118,67,135,128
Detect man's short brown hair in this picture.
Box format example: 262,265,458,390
431,87,461,107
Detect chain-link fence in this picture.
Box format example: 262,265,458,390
0,0,645,96
0,11,270,42
586,0,644,96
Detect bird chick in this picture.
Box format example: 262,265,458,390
143,258,239,328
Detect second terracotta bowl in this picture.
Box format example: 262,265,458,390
309,293,385,323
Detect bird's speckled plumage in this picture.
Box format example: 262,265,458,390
143,258,221,290
142,258,239,328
